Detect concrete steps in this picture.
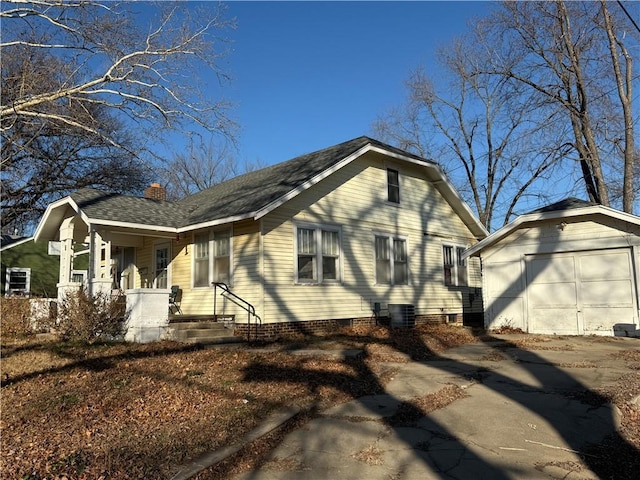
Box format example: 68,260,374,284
168,321,244,346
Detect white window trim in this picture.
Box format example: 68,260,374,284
5,267,31,296
71,269,88,285
373,232,410,286
386,167,401,205
191,227,233,289
442,243,469,287
294,222,343,285
152,240,172,290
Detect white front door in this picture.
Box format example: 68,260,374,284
153,242,170,289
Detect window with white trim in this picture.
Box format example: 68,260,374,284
193,229,232,287
71,270,87,285
375,234,408,285
194,232,209,287
295,224,341,284
6,267,30,296
213,230,230,283
443,245,468,286
387,168,400,203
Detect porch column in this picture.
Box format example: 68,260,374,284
58,217,74,285
57,217,77,302
88,226,112,296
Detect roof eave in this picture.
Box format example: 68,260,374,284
33,196,86,243
464,204,640,258
177,212,257,233
0,236,34,252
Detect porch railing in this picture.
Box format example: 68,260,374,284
212,282,261,342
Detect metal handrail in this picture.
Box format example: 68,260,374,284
212,282,261,342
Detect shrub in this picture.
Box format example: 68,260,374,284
0,297,32,338
57,289,128,342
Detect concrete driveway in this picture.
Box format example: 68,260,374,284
230,334,639,480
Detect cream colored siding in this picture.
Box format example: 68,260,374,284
133,238,153,288
228,220,262,319
179,231,211,315
170,221,262,318
171,237,190,291
260,151,481,323
481,216,640,334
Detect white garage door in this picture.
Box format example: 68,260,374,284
525,248,637,335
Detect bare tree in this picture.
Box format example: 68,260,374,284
601,0,635,213
163,137,236,200
478,0,637,213
1,1,237,231
375,37,563,230
376,1,637,222
1,46,151,232
162,136,267,201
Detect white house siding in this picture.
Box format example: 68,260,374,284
481,215,640,335
260,151,481,324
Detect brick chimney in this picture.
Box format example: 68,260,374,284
144,183,166,201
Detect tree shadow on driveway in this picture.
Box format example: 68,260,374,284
234,330,639,479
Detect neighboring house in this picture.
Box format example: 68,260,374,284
1,235,88,298
34,136,488,341
465,198,640,337
1,236,36,297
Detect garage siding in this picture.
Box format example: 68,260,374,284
482,216,640,336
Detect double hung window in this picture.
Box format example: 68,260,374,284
375,235,408,285
387,168,400,204
194,232,210,287
443,245,468,286
296,224,341,284
194,229,232,287
214,231,231,283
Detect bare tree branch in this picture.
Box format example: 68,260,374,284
1,0,237,232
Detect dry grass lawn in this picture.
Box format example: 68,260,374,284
2,325,638,479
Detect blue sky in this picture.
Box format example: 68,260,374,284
221,1,493,165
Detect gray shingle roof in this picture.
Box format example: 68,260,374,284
529,197,597,214
70,188,184,228
70,136,433,229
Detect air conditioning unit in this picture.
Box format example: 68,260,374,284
388,304,415,328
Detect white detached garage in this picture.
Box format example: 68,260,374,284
465,199,640,337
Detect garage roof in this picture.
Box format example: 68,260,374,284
464,198,640,258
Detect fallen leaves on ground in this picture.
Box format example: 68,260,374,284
0,324,477,478
2,325,638,480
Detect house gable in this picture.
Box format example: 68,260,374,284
465,199,640,259
256,149,486,324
